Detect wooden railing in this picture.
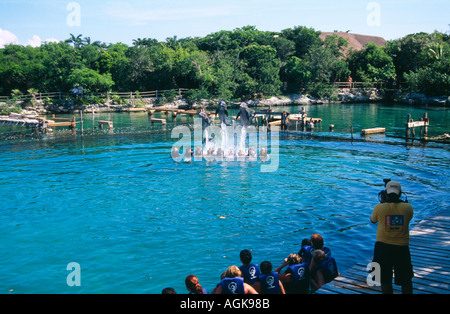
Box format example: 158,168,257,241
0,88,191,102
308,81,388,89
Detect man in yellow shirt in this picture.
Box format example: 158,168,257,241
370,181,414,294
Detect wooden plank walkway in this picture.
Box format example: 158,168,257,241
316,209,450,294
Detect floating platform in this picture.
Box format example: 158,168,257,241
0,114,40,127
361,127,386,135
0,113,77,131
150,118,167,124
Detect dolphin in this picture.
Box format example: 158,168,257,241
236,102,252,127
198,110,211,130
216,101,230,126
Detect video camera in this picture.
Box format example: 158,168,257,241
378,179,408,203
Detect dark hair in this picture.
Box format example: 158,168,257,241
260,261,273,275
301,238,312,247
185,275,204,294
240,249,252,265
162,287,177,294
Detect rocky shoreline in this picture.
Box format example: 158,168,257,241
5,88,449,116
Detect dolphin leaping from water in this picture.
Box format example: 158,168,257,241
235,102,253,127
216,101,230,126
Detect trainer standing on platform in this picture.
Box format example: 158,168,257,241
370,180,414,294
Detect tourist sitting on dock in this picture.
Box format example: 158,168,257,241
171,147,180,160
215,148,224,161
238,249,261,285
299,233,332,263
213,266,258,294
259,148,270,162
194,147,203,158
226,149,235,161
185,275,208,294
237,149,246,161
253,261,286,294
248,147,257,159
204,147,215,162
309,250,340,291
183,148,193,162
275,254,310,294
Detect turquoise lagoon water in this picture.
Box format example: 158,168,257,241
0,103,449,294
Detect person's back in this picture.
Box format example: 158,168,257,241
287,261,310,294
371,201,413,246
239,249,261,285
214,265,258,294
220,276,246,294
310,250,339,289
370,180,414,294
257,261,285,294
299,234,331,263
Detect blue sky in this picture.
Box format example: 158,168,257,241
1,0,449,47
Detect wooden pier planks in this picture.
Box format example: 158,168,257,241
316,209,450,294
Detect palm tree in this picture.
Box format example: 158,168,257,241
65,34,83,49
428,43,444,60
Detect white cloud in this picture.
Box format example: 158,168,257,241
0,29,60,48
0,28,19,48
26,35,42,47
25,35,60,47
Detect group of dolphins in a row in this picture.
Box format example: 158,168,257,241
171,101,271,163
199,101,253,130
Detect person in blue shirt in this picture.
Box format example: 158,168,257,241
299,233,332,263
309,250,340,291
276,254,310,294
213,266,258,294
253,261,285,294
239,249,261,285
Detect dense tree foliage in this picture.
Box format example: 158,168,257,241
0,26,448,100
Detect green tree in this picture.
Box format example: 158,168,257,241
0,44,43,95
68,67,114,92
385,32,439,81
348,43,396,83
38,42,79,92
281,26,322,58
280,56,312,92
238,44,282,98
306,45,349,83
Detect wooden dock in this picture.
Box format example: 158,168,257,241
316,209,450,294
0,113,78,131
